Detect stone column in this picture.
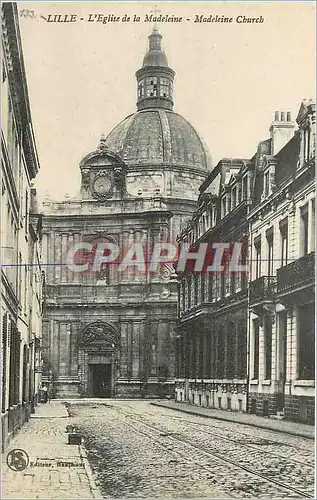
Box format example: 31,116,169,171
58,322,68,376
51,319,59,377
55,232,62,282
258,320,265,381
138,319,146,380
120,322,129,379
121,230,130,283
70,322,78,376
61,234,68,282
132,321,140,378
308,199,314,253
127,321,132,379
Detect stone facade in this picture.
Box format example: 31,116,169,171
175,158,250,411
41,28,211,399
1,3,43,450
248,103,315,424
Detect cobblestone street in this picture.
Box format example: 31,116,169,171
2,400,315,499
68,400,314,499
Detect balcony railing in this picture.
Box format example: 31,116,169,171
249,276,277,304
277,252,315,293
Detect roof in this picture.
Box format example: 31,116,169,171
105,109,212,170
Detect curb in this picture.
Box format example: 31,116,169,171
150,402,315,440
65,402,104,498
79,443,104,499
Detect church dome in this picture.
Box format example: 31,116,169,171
105,109,211,170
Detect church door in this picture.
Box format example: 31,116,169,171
89,363,112,397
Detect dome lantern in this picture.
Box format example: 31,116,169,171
135,27,175,112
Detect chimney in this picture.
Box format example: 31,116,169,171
270,109,296,155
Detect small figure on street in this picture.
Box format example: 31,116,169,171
42,384,48,403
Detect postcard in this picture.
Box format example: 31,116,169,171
1,2,315,499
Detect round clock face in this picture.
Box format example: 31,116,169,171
93,175,112,196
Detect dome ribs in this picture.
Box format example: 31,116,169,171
105,110,210,170
158,110,172,164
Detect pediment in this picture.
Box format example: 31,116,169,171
80,149,125,168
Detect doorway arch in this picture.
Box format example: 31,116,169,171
78,322,119,397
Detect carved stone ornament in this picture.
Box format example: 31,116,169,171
98,135,109,152
79,322,117,347
159,262,174,281
81,169,90,189
92,172,113,200
113,165,125,190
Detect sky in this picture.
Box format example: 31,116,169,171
18,1,316,200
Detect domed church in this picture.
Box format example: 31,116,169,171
41,27,212,398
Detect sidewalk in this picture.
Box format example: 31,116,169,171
151,400,315,439
1,401,102,499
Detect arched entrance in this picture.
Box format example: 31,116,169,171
78,322,118,398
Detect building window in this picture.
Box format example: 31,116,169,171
212,273,220,301
159,77,169,97
280,220,288,266
217,326,225,378
311,199,315,251
298,303,315,380
138,79,145,98
226,323,235,378
222,197,226,217
201,275,206,303
182,279,186,311
264,315,272,380
303,127,311,162
300,205,309,256
254,238,261,279
242,176,248,200
208,273,213,301
235,271,241,292
194,275,199,305
264,171,269,197
225,272,231,296
253,319,259,379
236,321,247,378
232,187,237,209
187,277,192,308
266,230,274,276
146,76,158,96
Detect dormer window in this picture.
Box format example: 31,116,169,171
303,126,311,162
264,170,270,196
242,176,248,200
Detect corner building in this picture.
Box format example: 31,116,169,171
248,104,315,423
1,3,43,449
175,103,315,424
41,28,211,398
